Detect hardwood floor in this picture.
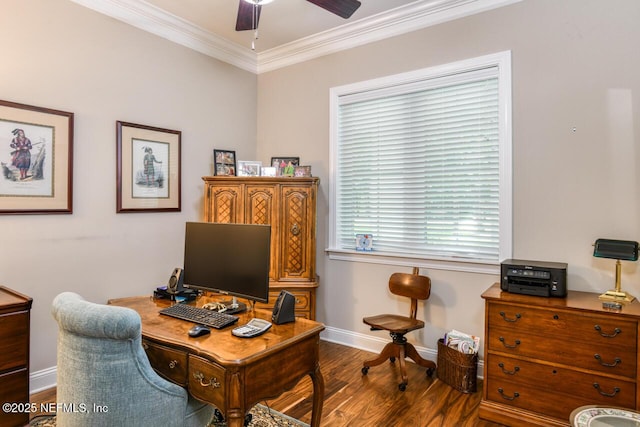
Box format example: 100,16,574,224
31,340,504,426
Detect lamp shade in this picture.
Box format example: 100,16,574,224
593,239,639,261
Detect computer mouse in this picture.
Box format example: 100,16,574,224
188,325,211,337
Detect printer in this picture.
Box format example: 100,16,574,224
500,259,567,297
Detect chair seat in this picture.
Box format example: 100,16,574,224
363,313,425,334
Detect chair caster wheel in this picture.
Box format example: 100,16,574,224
426,367,435,377
362,366,369,375
244,413,252,426
399,382,407,392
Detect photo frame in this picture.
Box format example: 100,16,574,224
214,149,236,176
116,121,181,213
0,99,74,214
270,157,300,169
237,160,262,177
271,157,299,177
294,166,312,177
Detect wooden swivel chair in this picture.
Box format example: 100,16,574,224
361,267,436,391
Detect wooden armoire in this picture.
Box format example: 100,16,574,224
202,176,319,319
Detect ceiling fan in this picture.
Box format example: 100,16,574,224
236,0,362,31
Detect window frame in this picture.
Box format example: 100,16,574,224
327,51,512,275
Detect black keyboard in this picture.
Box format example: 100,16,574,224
159,304,239,329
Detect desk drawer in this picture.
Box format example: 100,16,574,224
487,303,637,351
0,368,29,427
188,355,227,409
487,325,636,378
142,339,188,386
0,311,29,373
486,353,636,407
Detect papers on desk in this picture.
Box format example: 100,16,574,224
443,329,480,354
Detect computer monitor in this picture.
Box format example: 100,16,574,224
182,221,271,311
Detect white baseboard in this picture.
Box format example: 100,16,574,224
320,326,484,379
30,366,57,394
30,326,483,393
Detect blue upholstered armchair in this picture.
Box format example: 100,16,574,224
52,292,214,427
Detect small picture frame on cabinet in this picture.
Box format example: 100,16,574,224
237,160,262,176
214,149,236,176
294,166,312,177
261,166,277,177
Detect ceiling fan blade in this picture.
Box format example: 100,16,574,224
306,0,362,19
236,1,262,31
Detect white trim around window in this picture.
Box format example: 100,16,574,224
327,51,512,274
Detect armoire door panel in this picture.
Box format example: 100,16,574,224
205,185,243,223
245,185,278,281
280,186,314,281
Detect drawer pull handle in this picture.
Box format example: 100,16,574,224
594,354,622,368
593,383,620,397
498,388,520,401
499,311,521,322
142,342,149,350
193,372,221,388
169,360,178,369
498,362,520,375
594,325,621,338
499,337,521,349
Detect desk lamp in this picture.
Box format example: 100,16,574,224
593,238,639,303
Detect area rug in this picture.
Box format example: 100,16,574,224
30,403,309,427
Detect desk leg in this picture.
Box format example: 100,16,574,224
310,364,324,427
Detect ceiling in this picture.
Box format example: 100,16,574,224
70,0,520,73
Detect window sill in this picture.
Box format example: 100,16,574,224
325,248,500,275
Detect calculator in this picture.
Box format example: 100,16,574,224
231,318,272,338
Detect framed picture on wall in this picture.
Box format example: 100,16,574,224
116,121,181,213
214,149,236,176
0,99,74,214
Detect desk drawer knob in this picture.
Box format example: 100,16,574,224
594,325,622,338
193,372,220,388
169,360,178,369
499,311,521,323
593,383,620,397
594,354,622,368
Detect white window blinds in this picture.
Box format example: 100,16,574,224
332,61,509,264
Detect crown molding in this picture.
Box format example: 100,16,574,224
71,0,521,75
258,0,521,73
70,0,258,73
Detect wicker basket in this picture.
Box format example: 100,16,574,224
436,338,478,393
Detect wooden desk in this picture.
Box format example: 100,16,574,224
109,295,325,427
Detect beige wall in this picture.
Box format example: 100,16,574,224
0,0,257,383
2,0,639,390
256,0,640,355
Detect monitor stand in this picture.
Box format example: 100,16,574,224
220,296,246,314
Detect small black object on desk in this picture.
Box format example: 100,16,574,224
188,325,211,337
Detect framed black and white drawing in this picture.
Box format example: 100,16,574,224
116,121,181,213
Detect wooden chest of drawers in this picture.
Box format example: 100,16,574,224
0,286,33,427
480,283,640,426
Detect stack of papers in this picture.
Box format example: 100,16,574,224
444,329,480,354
